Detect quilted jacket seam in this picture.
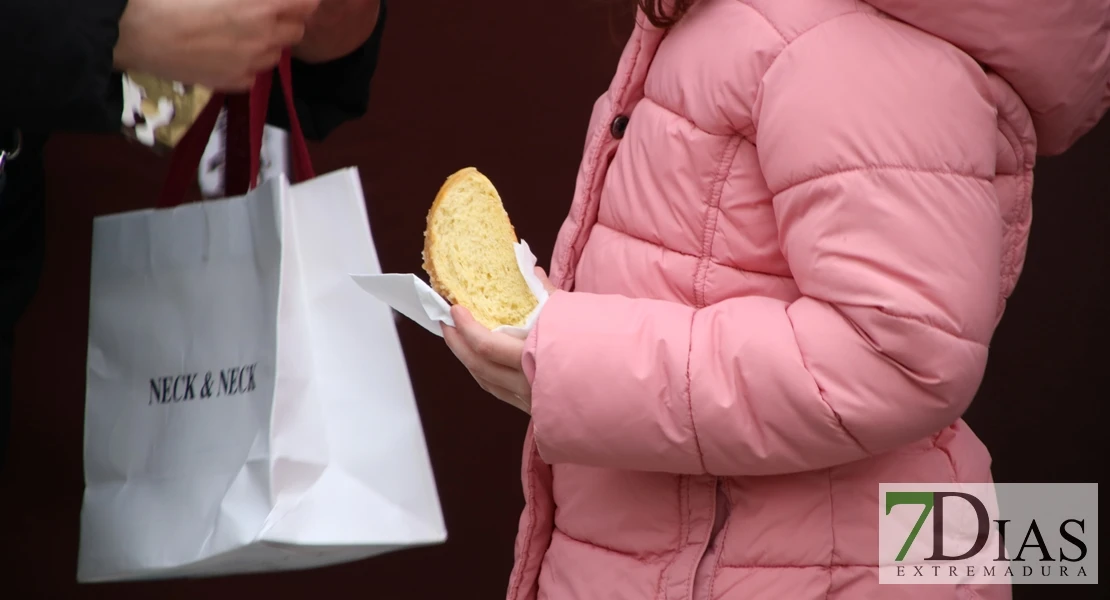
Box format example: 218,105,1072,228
750,8,954,142
858,304,991,349
739,0,880,48
652,5,878,144
771,164,992,196
789,300,986,456
824,470,836,600
933,431,961,485
683,310,709,474
550,528,670,564
657,477,690,599
785,310,872,456
639,94,743,140
735,0,789,42
993,111,1034,305
694,136,744,308
592,221,793,282
687,138,743,477
958,584,983,600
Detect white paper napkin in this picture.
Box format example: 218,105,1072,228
351,240,549,339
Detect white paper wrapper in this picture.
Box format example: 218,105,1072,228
350,240,549,339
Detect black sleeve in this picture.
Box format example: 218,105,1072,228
267,0,388,141
0,0,128,133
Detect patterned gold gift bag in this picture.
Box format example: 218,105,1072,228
120,71,214,152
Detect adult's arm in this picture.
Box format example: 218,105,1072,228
0,0,129,132
1,0,387,139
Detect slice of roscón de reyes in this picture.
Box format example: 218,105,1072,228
422,167,538,330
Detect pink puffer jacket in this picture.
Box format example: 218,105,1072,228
509,1,1110,599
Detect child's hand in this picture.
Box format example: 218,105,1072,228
442,267,556,415
443,306,532,414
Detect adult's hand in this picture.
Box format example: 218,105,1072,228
293,0,382,64
113,0,322,91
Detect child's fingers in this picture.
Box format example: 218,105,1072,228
534,266,556,293
450,306,523,368
443,323,525,392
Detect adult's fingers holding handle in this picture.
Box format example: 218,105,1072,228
248,46,284,72
272,20,308,48
220,75,258,93
272,0,323,19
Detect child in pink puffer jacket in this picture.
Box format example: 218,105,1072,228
443,0,1110,598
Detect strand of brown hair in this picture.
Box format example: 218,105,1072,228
636,0,693,27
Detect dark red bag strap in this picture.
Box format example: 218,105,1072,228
222,93,256,198
158,50,315,208
157,88,227,207
276,53,315,183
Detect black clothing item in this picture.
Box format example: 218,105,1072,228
0,133,46,472
0,0,131,133
0,1,388,469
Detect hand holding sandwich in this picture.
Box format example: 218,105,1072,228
443,267,556,416
422,168,557,415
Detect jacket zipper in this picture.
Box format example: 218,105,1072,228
688,476,726,599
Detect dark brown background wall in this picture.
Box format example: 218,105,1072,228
1,2,1104,598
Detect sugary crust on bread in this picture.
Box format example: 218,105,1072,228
422,167,519,309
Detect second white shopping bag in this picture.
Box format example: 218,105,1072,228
77,53,446,583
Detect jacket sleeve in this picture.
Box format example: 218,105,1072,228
521,15,1003,476
266,0,388,141
0,0,128,132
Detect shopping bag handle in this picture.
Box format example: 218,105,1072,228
224,51,316,196
158,50,315,208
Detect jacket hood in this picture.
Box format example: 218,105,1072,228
866,0,1110,155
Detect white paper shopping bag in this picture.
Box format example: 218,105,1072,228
80,52,447,580
78,168,446,582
